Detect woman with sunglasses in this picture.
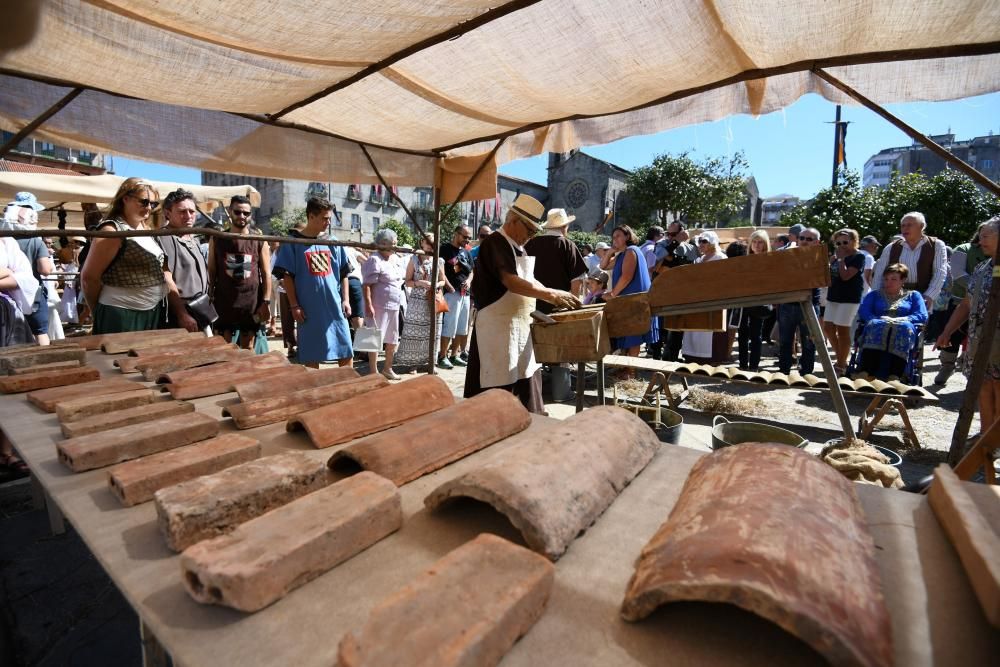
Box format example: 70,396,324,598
681,231,728,363
81,177,169,334
823,228,865,375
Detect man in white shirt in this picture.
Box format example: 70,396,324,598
870,212,948,309
858,235,880,291
639,226,664,278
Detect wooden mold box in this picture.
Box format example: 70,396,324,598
531,310,610,363
648,245,830,308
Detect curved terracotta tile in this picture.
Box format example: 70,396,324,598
620,444,892,667
288,374,454,449
235,366,359,401
329,389,530,486
425,406,659,560
223,374,388,429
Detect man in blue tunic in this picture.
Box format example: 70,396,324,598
272,197,353,367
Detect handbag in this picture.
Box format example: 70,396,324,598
353,325,383,353
435,292,449,314
184,292,219,328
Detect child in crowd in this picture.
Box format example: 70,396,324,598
583,270,610,305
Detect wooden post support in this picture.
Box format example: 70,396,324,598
800,300,854,439
0,88,83,160
575,362,586,413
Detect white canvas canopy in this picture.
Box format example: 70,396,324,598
0,1,997,201
0,172,260,214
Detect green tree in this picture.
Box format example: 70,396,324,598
623,151,750,236
378,217,417,248
266,207,305,236
567,230,611,249
779,169,999,246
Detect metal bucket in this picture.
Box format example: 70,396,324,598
711,415,807,451
646,408,684,445
824,438,903,467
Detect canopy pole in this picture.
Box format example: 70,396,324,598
439,138,507,223
0,87,83,160
813,68,999,196
427,171,443,376
948,244,1000,465
358,144,426,238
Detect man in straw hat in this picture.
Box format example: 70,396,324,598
464,194,581,413
525,208,588,314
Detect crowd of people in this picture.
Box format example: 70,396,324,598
0,181,997,475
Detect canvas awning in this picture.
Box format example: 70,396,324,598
0,171,259,213
0,1,998,201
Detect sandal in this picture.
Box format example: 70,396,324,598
1,453,29,479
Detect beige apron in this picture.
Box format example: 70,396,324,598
476,230,540,388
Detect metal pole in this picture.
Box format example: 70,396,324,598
427,179,442,375
800,299,854,439
831,104,842,188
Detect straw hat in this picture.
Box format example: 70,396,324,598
508,193,545,231
542,208,575,230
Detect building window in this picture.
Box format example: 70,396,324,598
418,190,430,209
983,159,994,170
351,213,361,230
372,216,380,231
347,185,361,200
40,141,55,156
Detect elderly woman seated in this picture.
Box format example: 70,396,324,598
856,262,928,380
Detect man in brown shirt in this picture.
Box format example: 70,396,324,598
525,209,588,314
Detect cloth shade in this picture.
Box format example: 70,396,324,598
0,1,996,201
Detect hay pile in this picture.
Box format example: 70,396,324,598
686,387,772,418
821,438,903,489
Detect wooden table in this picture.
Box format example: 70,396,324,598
1,350,996,666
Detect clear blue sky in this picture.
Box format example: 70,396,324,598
112,92,999,201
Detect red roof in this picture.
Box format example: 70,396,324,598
0,159,84,175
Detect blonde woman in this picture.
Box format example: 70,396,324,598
81,178,171,333
737,230,771,370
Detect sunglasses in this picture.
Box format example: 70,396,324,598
130,195,159,209
799,236,816,242
478,233,490,239
835,240,851,246
696,239,710,244
233,210,252,217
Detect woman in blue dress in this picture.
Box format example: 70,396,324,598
857,263,927,380
601,225,658,360
272,198,354,368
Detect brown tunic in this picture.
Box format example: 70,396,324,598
212,235,264,331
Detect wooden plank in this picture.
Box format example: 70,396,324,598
55,389,156,423
57,412,220,472
647,245,829,308
223,374,388,429
0,341,81,358
0,366,100,393
61,400,196,438
27,377,142,412
236,366,360,402
532,310,610,363
602,292,652,338
927,464,1000,627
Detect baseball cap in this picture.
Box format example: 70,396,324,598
595,242,610,250
788,224,806,236
860,235,880,246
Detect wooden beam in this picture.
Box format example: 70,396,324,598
813,68,999,196
0,87,83,159
269,0,544,120
358,144,426,238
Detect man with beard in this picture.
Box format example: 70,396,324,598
208,195,271,349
